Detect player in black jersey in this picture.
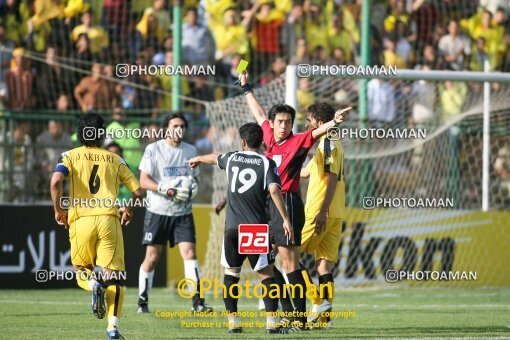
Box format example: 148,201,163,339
188,123,292,334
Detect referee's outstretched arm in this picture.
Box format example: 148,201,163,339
239,71,267,125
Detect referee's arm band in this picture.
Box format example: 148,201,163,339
242,83,252,95
54,165,69,176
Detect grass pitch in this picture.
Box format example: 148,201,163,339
0,287,509,339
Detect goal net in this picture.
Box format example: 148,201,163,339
203,70,510,287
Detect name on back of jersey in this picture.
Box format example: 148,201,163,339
232,154,262,165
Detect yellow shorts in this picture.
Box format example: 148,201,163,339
300,217,343,263
69,215,125,271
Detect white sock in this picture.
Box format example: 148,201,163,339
184,260,200,293
88,279,98,291
139,266,154,300
108,316,119,329
227,315,240,328
266,314,278,329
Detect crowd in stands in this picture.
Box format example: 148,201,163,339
0,0,509,202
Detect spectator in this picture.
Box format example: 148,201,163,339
410,0,439,49
6,48,34,110
410,65,436,125
35,47,65,109
182,7,216,65
3,124,35,202
469,37,490,71
102,0,128,41
36,120,73,174
152,0,171,31
304,3,328,56
438,20,471,71
0,0,25,44
155,51,190,110
289,37,309,65
394,20,413,65
74,63,112,111
105,109,143,171
296,77,315,129
0,23,15,85
383,36,406,68
105,142,132,202
151,35,172,65
71,10,109,55
384,0,410,35
132,52,160,112
310,45,329,65
417,44,439,69
368,78,395,124
212,8,249,73
281,2,305,58
245,1,284,75
329,47,347,65
136,7,166,50
328,11,355,63
439,80,467,122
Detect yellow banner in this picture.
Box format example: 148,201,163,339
168,207,510,287
337,209,510,287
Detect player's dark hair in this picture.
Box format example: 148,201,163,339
308,102,335,123
105,141,123,155
77,113,106,147
239,122,263,149
267,104,296,123
162,113,188,129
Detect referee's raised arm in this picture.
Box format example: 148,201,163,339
239,71,267,125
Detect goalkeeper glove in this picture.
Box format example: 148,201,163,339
173,177,198,203
157,178,181,198
189,176,198,199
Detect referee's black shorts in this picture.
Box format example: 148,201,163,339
267,192,305,247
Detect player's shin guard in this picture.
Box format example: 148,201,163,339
273,267,294,313
138,266,154,304
286,269,307,327
300,262,321,305
76,267,95,292
261,277,278,329
318,273,334,304
105,280,124,330
223,273,240,314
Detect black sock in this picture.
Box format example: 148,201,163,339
286,269,307,326
273,267,294,313
319,273,334,302
223,274,240,313
261,277,278,312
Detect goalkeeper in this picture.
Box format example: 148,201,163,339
137,113,212,314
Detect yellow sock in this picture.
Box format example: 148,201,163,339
319,281,334,305
301,268,322,305
106,284,124,329
76,268,94,292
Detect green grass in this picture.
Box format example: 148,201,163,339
0,288,509,339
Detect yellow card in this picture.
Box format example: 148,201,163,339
236,59,249,74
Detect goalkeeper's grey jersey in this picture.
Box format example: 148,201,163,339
139,140,198,216
217,150,281,230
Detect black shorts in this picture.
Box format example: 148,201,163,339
267,192,305,246
142,211,196,247
221,229,275,271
